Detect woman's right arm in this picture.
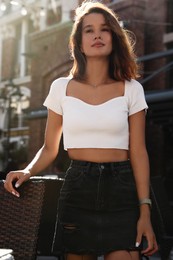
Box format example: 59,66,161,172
4,109,62,197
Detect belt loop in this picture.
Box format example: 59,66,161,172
86,162,91,173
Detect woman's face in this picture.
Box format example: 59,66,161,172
81,13,112,58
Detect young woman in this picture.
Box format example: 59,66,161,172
4,1,158,260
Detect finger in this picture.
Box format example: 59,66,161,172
141,244,153,255
4,180,20,198
150,240,159,255
4,173,19,193
142,246,158,256
4,172,22,197
141,236,158,256
15,172,31,188
135,232,142,248
11,190,20,198
147,240,159,256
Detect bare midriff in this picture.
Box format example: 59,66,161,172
67,148,129,163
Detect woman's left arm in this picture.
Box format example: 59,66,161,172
129,110,158,256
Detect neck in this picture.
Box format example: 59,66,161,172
85,58,110,87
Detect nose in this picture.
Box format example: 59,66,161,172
94,31,101,40
94,35,101,40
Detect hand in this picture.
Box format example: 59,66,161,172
4,169,31,198
136,214,158,256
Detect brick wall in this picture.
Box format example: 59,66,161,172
28,22,72,162
113,0,146,57
1,37,16,80
143,0,167,90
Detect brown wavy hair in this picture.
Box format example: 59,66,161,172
69,1,140,81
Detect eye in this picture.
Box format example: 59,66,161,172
85,29,93,33
102,27,110,32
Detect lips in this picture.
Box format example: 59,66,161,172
91,41,105,47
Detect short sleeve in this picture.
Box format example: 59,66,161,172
126,79,148,116
43,77,70,115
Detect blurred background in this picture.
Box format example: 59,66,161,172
0,0,173,202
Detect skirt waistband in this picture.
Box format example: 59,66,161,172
70,159,131,171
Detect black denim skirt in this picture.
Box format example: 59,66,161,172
52,160,140,256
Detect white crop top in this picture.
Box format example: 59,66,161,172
43,77,148,150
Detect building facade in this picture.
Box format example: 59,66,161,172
0,0,173,187
0,0,78,170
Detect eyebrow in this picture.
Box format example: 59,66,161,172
83,23,109,30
